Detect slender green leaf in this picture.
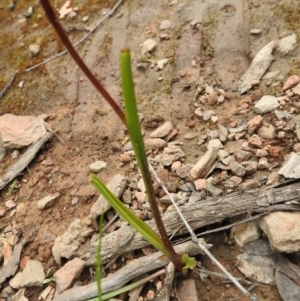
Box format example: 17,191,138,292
91,175,172,258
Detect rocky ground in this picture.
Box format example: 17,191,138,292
1,0,300,300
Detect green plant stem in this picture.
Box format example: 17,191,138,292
40,0,126,125
96,211,104,301
119,49,183,271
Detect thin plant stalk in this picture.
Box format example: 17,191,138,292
40,0,126,124
95,211,105,301
119,49,183,272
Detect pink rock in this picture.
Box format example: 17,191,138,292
145,138,167,150
0,114,47,148
194,179,207,190
282,75,300,91
248,135,262,147
247,115,263,134
207,91,218,105
54,258,85,293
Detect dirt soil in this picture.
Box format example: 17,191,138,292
1,0,300,300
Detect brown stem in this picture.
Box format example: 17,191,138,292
40,0,126,125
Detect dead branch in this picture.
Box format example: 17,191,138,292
0,70,18,100
83,181,300,266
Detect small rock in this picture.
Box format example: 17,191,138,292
230,160,246,177
71,197,79,205
82,15,89,22
5,200,16,209
254,96,279,114
194,179,206,190
247,115,263,134
211,116,218,123
150,122,173,138
257,157,269,170
24,6,33,17
207,139,223,150
37,193,60,210
283,75,300,91
218,123,228,142
171,161,181,172
274,110,293,120
157,59,168,70
205,182,222,196
29,44,40,57
159,20,172,30
250,28,261,35
230,221,261,247
0,207,6,217
176,164,193,179
184,132,198,140
248,135,262,147
227,175,242,187
134,191,147,205
10,260,45,288
202,110,215,121
145,138,167,150
241,179,261,191
89,160,107,172
68,11,77,19
277,33,297,55
257,125,276,139
251,89,263,102
122,189,132,204
256,149,269,157
235,149,252,163
207,91,218,105
159,193,178,204
54,258,85,293
141,39,156,55
259,211,300,253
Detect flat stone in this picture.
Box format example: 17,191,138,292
153,142,185,166
254,96,279,114
37,193,60,210
230,160,246,177
159,20,172,30
218,123,228,142
184,132,198,140
236,239,277,285
230,221,261,247
292,83,300,96
207,139,223,150
52,219,94,264
257,125,276,139
89,174,127,219
150,122,173,138
89,160,107,172
247,115,263,134
82,15,89,22
259,211,300,253
0,114,47,148
277,33,297,55
205,182,222,196
5,200,16,209
134,191,147,205
10,260,45,288
145,138,167,150
283,75,300,91
54,258,85,293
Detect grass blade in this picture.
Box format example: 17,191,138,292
91,175,171,258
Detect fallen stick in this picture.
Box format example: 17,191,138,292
0,132,52,190
25,0,125,72
0,70,18,100
53,239,210,301
83,181,300,266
